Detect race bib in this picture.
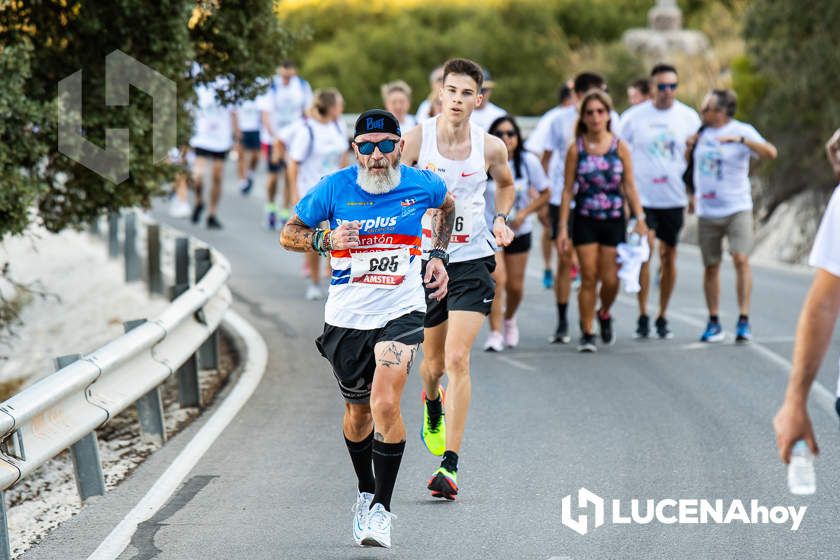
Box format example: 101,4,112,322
422,199,471,245
350,248,410,289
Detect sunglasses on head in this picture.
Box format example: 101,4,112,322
657,82,678,91
356,140,397,155
493,130,516,138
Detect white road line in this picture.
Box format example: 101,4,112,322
87,309,268,560
496,355,537,371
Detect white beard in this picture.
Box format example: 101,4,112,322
357,162,401,195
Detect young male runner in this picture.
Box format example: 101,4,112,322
402,58,515,500
281,110,455,548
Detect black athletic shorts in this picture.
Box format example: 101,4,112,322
265,142,287,173
240,130,261,151
422,255,496,328
504,232,532,255
549,203,574,241
315,311,425,403
571,214,626,247
193,147,229,160
643,207,685,247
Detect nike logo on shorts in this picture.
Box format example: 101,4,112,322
482,297,494,303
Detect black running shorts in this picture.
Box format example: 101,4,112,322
422,255,496,328
504,232,532,255
193,147,229,160
643,207,685,247
315,311,424,403
571,214,626,247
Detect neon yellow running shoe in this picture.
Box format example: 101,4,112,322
427,466,458,500
420,386,446,456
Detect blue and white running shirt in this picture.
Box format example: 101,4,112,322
296,164,447,329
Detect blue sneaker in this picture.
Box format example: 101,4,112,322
542,269,553,290
700,321,725,342
735,319,752,343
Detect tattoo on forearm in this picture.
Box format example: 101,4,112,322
376,342,404,368
279,216,316,253
431,199,456,251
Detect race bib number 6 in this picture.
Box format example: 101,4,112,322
350,248,410,289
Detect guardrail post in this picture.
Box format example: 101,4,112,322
108,213,120,259
195,248,219,371
0,491,10,560
124,213,140,283
56,354,106,502
124,320,167,446
147,224,163,295
172,238,201,408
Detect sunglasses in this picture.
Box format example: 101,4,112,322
493,130,516,138
356,140,397,155
657,83,678,91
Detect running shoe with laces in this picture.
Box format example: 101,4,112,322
577,333,597,353
735,318,752,343
266,203,278,230
503,317,519,348
598,311,615,345
700,321,725,342
352,492,373,546
239,177,253,195
635,314,650,339
550,318,571,344
427,466,458,500
361,503,395,548
655,316,674,339
483,331,504,352
420,387,446,456
542,269,553,289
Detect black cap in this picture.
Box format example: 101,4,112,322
354,109,401,139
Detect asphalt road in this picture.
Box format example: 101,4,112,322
26,160,840,559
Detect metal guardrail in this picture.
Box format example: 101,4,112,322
0,213,232,558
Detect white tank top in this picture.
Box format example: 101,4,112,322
418,116,494,263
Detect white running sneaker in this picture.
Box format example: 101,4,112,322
352,492,373,546
305,284,324,301
168,198,191,219
361,503,395,548
503,317,519,348
483,330,504,352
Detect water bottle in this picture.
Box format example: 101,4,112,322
626,218,641,246
787,440,816,495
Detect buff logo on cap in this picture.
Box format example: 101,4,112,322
355,109,401,139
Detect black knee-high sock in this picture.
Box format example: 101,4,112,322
372,440,405,511
344,431,375,494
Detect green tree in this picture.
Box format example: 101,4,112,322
0,0,292,240
742,0,840,211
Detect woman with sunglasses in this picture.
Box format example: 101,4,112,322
483,116,551,351
558,90,647,352
287,88,350,300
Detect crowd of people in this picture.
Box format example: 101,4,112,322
169,55,839,549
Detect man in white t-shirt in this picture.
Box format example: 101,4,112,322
469,68,507,131
189,79,238,229
525,82,574,292
619,64,701,340
690,89,777,343
234,91,264,196
773,129,840,464
256,60,313,229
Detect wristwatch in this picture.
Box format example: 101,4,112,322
428,248,450,266
495,212,509,223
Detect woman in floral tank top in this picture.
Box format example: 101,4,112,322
558,90,647,353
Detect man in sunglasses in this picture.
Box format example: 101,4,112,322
401,57,516,501
280,109,456,548
618,63,701,340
